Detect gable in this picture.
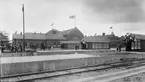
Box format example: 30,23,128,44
65,27,84,41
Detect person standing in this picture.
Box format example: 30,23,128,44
75,45,77,50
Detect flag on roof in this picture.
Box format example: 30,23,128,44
69,15,75,19
50,23,54,26
110,26,113,29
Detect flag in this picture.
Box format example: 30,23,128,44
110,26,113,29
50,23,54,26
22,4,24,12
69,15,75,19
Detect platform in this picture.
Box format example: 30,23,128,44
1,54,121,77
1,54,95,64
0,49,115,57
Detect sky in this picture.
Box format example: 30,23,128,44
0,0,145,40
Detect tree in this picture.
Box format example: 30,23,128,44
123,33,135,51
0,31,9,37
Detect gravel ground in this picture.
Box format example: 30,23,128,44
33,67,126,82
110,72,145,82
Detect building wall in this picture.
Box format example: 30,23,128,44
86,42,110,49
131,40,145,51
62,43,81,49
14,39,63,49
68,44,78,49
46,40,62,48
141,40,145,51
14,39,46,49
86,42,93,49
131,40,141,50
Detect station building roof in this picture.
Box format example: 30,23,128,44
131,33,145,40
13,27,83,40
83,36,110,43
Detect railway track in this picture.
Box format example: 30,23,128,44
1,59,145,82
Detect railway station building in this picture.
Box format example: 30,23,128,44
12,27,84,49
0,33,9,46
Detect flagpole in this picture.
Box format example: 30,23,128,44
22,4,25,52
110,26,114,35
50,22,54,29
69,15,76,28
74,14,76,27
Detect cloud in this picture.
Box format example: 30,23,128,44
84,0,145,23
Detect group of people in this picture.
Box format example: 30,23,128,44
0,42,124,53
0,43,55,53
75,45,79,50
0,44,23,53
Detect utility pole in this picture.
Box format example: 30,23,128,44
22,4,25,52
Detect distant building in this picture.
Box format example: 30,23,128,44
83,36,110,49
13,27,84,49
0,33,9,46
130,33,145,51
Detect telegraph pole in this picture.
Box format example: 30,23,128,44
22,4,25,52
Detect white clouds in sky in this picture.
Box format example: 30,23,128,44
0,0,145,40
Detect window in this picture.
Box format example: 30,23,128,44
106,44,109,48
138,41,141,49
54,42,56,45
135,41,137,49
101,43,104,48
132,42,134,49
98,43,101,48
30,42,33,48
96,43,99,48
104,43,107,48
24,42,27,47
92,44,95,49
